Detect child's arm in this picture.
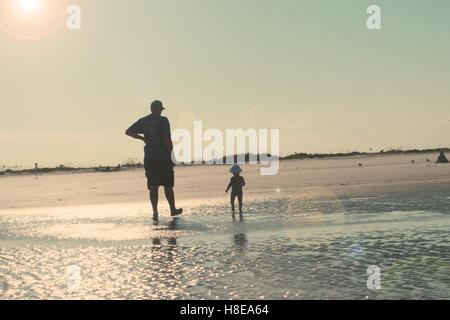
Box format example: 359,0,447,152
226,179,232,193
241,177,245,187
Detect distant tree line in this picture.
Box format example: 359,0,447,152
280,148,450,160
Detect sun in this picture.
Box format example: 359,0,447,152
18,0,41,12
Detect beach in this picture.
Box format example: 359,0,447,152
0,152,449,299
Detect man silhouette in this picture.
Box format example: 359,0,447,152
126,100,182,221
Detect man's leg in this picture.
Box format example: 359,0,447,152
164,186,183,216
162,160,182,216
150,186,159,220
145,158,159,220
164,186,176,212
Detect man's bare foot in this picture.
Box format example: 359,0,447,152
171,208,183,216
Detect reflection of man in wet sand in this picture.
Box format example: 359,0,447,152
152,219,178,246
126,100,183,221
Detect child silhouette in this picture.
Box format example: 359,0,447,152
226,165,246,214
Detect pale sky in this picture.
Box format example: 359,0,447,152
1,0,449,168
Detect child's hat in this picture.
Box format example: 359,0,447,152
229,165,242,174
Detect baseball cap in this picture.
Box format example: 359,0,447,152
151,100,165,110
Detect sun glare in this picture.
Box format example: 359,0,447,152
18,0,41,12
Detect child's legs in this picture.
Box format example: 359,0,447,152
237,193,243,212
230,193,236,211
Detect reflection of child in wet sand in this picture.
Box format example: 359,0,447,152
226,165,245,213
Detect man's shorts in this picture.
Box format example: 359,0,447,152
144,158,174,189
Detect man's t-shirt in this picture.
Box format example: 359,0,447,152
128,114,171,160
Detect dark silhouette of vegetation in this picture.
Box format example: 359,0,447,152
280,148,450,160
221,153,273,164
178,154,273,165
0,162,142,176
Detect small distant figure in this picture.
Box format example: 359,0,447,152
436,151,449,163
411,160,415,164
358,163,363,167
34,163,38,179
226,165,245,214
426,158,430,163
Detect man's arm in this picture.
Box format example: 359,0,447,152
163,135,173,153
125,128,146,142
125,121,146,143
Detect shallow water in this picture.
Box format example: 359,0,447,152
0,191,449,299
